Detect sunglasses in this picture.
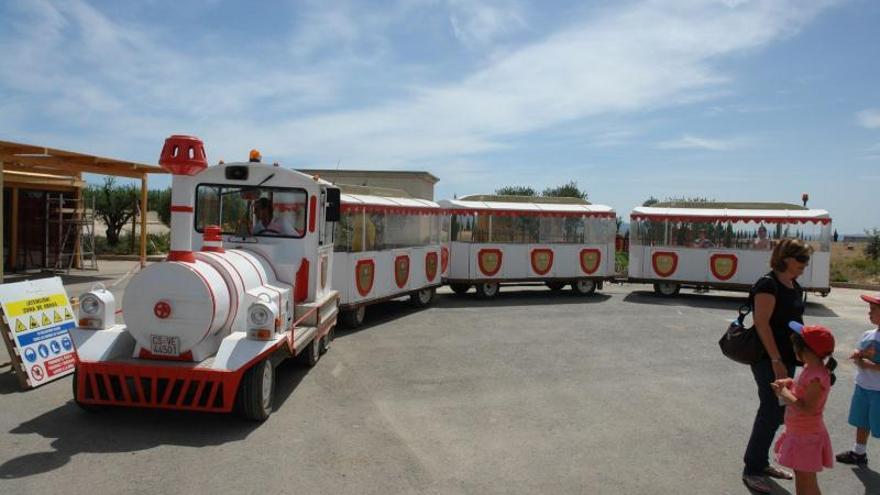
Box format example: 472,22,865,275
793,254,810,263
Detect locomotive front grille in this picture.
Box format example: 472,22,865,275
75,361,240,413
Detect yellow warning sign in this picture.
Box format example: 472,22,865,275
41,313,51,326
64,308,73,320
29,315,39,329
5,293,70,318
54,310,62,323
16,319,26,333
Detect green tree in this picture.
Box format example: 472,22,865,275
148,188,172,227
642,196,659,207
866,228,880,261
495,186,536,196
542,181,588,200
86,177,138,247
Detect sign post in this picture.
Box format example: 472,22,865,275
0,277,77,389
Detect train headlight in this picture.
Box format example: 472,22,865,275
80,295,101,315
247,300,278,341
77,284,116,330
249,304,271,327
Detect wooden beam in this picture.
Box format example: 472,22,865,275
140,174,148,267
9,187,18,270
0,155,146,178
0,161,3,281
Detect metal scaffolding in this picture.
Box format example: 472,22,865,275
47,193,98,273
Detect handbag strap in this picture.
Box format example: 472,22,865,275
739,273,775,325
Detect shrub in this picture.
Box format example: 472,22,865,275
866,228,880,261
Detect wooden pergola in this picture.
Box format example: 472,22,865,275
0,139,168,278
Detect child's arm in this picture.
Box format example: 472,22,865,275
776,379,823,414
856,358,880,371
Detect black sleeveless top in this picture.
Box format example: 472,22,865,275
752,271,804,366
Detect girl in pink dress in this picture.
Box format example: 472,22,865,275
771,322,837,495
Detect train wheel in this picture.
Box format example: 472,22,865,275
237,359,274,421
341,305,366,328
319,328,332,354
71,371,103,412
546,281,566,291
410,287,436,307
303,336,321,367
450,283,471,295
653,282,680,297
572,279,596,296
475,282,500,299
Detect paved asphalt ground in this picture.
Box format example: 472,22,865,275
2,280,879,494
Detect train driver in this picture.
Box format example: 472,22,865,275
254,197,301,236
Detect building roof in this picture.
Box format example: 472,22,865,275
439,198,615,218
460,194,591,205
0,139,167,179
653,201,807,210
631,206,831,224
299,169,439,184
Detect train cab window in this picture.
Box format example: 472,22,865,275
195,184,307,238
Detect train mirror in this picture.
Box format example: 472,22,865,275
325,187,341,222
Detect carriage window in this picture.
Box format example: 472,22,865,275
334,211,357,252
195,184,307,238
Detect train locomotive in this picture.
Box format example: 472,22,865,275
70,136,340,420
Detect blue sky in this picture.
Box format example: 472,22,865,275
1,0,878,234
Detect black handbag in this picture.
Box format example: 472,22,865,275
718,276,771,365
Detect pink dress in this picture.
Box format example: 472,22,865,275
774,365,834,472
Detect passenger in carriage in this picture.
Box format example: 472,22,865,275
693,229,715,248
754,225,772,250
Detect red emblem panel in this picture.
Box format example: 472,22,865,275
478,248,503,277
355,259,375,297
530,248,554,275
651,251,679,278
710,253,738,281
579,249,601,275
425,252,438,281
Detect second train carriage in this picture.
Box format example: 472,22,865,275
333,185,443,327
628,202,832,296
438,195,618,298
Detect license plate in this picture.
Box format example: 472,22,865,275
150,335,180,356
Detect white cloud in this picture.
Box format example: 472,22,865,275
856,109,880,129
0,0,841,168
656,134,744,151
447,0,527,49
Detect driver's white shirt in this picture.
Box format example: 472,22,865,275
255,218,300,236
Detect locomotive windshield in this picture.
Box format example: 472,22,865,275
195,184,308,238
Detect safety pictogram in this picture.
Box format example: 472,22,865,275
30,364,45,382
41,312,51,326
64,308,73,320
53,310,63,323
16,319,26,333
29,315,39,329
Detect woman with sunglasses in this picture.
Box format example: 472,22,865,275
742,239,813,493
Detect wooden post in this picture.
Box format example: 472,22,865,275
0,161,3,281
140,174,148,267
10,187,18,271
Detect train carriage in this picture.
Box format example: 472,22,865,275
628,202,832,296
69,137,340,421
438,195,617,298
333,185,442,327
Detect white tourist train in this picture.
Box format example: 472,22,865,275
628,202,832,296
64,136,837,422
438,195,618,297
333,185,443,327
70,136,340,420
